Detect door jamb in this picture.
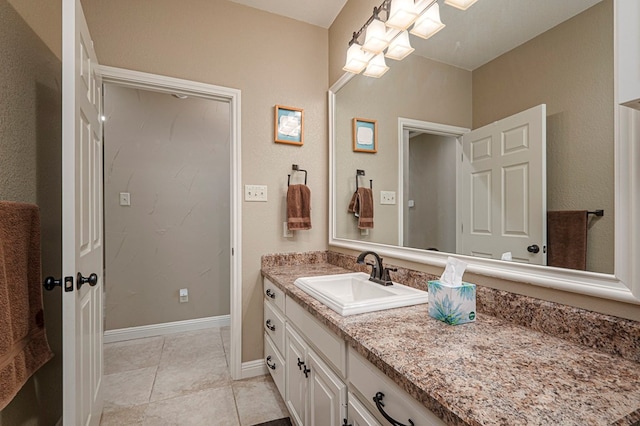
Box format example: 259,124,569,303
99,66,243,380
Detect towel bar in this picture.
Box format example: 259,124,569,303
587,210,604,217
288,164,307,186
356,169,372,190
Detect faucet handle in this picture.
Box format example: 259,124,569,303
381,267,397,284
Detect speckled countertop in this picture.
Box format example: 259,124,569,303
261,258,640,426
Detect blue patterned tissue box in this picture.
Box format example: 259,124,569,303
428,280,476,325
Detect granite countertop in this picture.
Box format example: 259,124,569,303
261,262,640,426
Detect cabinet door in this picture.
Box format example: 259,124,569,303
307,349,347,426
286,325,307,426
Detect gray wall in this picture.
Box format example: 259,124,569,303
406,133,457,252
0,0,62,424
104,85,231,330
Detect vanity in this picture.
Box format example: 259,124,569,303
261,252,640,426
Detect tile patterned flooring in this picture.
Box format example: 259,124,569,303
100,327,289,425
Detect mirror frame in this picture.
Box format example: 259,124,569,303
328,16,640,303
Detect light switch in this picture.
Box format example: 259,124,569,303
119,192,131,206
244,185,268,202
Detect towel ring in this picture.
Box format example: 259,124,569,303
355,169,372,190
288,164,307,186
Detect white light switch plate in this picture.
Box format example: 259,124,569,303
244,185,268,202
380,191,396,205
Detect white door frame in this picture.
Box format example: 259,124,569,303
397,117,469,248
99,66,243,380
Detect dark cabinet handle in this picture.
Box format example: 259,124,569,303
343,419,352,426
77,272,98,290
265,356,276,370
527,244,540,253
265,289,276,299
297,357,305,370
266,319,276,331
373,392,414,426
303,365,311,378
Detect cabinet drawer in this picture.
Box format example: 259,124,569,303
263,277,285,312
264,300,285,354
348,348,446,426
286,296,347,378
264,333,285,399
348,392,381,426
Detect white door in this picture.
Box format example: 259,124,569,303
459,104,546,264
307,350,347,426
62,0,104,424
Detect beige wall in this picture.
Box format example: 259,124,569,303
329,1,640,321
0,1,63,424
473,0,614,274
334,55,471,244
103,85,231,330
81,0,329,361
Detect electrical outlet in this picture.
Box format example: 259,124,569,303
179,288,188,303
119,192,131,206
360,228,369,236
283,222,293,238
380,191,396,205
244,185,268,202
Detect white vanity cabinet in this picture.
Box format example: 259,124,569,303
263,278,286,397
285,324,347,426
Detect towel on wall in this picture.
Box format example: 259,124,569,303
0,201,53,410
287,184,312,230
348,187,374,229
547,210,588,270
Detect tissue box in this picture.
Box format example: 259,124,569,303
428,280,476,325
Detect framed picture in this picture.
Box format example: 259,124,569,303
352,118,377,153
274,105,304,145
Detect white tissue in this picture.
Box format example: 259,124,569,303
501,252,513,261
440,256,467,286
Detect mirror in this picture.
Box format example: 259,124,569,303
330,0,640,302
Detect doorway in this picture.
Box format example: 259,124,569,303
100,67,242,379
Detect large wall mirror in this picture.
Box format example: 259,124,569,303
329,0,640,303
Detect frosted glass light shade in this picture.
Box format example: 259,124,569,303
386,0,419,30
444,0,478,10
385,31,414,60
343,43,370,74
410,2,445,39
362,18,391,54
363,53,389,78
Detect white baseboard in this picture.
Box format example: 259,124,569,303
104,315,230,344
241,359,268,379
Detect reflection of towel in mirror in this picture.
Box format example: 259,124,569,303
287,184,312,230
547,210,588,270
0,201,54,410
348,188,374,229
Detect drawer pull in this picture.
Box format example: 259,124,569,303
265,288,276,299
297,357,305,370
373,392,414,426
303,365,311,378
265,356,276,370
266,319,276,331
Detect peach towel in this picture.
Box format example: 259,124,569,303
0,201,53,410
287,184,312,230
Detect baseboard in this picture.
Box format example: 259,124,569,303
241,359,268,379
103,315,230,344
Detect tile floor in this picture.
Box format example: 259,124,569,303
100,327,289,425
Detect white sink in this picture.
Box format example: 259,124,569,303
294,272,428,316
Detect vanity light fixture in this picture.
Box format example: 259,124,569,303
343,0,479,77
444,0,478,11
385,30,415,60
410,2,445,39
363,53,390,78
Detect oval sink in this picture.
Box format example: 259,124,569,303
294,272,428,316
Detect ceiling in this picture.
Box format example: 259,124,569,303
228,0,603,70
227,0,347,28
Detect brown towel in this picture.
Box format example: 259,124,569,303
287,184,312,230
0,201,53,410
348,188,374,229
547,210,588,270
